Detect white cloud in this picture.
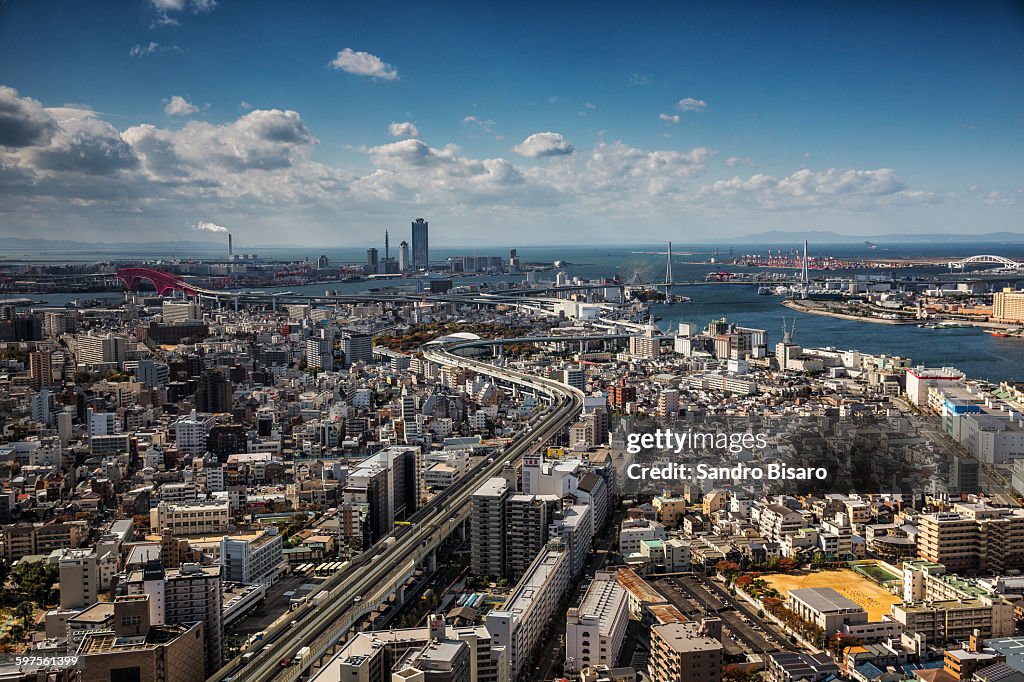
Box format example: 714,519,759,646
700,168,939,210
461,116,495,133
164,96,198,117
388,121,420,138
585,142,713,196
124,108,317,176
147,0,215,25
725,156,753,167
630,73,652,86
148,0,215,13
0,86,58,148
983,190,1019,206
0,83,957,244
659,113,680,125
130,42,160,57
328,49,399,80
675,97,707,113
513,132,574,158
23,115,137,175
194,219,228,232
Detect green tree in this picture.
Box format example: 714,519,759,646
14,601,35,630
11,561,59,605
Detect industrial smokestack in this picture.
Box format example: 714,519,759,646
228,233,233,258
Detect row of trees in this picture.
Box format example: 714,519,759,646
716,560,825,648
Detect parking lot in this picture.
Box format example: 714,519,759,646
652,574,786,656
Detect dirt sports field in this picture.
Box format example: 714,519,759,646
761,569,901,621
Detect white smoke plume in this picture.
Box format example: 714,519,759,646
194,220,229,233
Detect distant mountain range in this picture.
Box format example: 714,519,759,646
0,237,226,251
722,230,1024,244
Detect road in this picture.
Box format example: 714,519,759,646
213,334,602,682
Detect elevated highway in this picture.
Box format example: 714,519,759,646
209,334,628,682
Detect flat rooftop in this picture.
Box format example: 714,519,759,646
575,571,628,636
500,548,566,618
651,621,722,654
790,587,867,614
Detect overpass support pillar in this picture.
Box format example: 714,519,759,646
457,519,467,542
395,585,405,607
427,549,437,573
233,296,239,312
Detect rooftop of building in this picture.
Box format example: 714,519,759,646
651,621,722,653
648,604,688,625
616,567,665,605
472,477,508,498
789,587,867,613
496,547,566,619
78,623,197,654
69,602,115,624
572,571,627,635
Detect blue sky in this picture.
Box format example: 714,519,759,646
0,1,1021,246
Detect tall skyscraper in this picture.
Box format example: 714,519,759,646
366,247,379,273
411,218,429,271
399,240,409,272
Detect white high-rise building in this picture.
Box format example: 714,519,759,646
565,570,628,673
306,336,333,371
172,410,214,456
487,541,571,680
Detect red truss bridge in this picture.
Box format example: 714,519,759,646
115,267,198,297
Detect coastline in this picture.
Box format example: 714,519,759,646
780,299,916,325
780,299,1010,331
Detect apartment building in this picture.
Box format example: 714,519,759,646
486,541,572,679
619,518,667,556
59,547,118,610
3,520,87,561
505,494,555,580
565,570,629,673
221,529,283,585
648,620,723,682
126,562,223,673
892,597,1014,643
758,504,806,543
76,332,126,367
549,504,593,577
993,289,1024,324
150,500,231,536
172,410,215,456
471,477,509,578
917,504,1024,574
